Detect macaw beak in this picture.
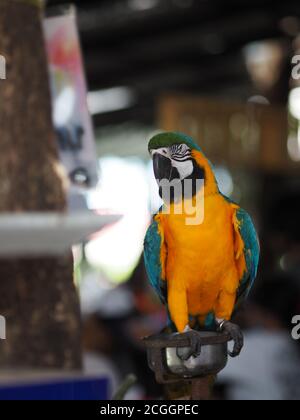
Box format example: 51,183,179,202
153,152,172,182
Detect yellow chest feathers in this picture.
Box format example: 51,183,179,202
159,194,234,249
155,194,237,285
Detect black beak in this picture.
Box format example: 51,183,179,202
153,153,172,182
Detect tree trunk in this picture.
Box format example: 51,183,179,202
0,0,82,369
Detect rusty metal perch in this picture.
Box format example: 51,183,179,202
144,331,231,400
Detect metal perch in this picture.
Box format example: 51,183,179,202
144,331,231,400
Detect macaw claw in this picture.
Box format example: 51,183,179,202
221,321,244,358
176,330,202,361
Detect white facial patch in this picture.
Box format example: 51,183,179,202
170,144,193,180
172,159,193,180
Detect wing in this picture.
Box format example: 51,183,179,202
233,207,260,305
144,216,167,304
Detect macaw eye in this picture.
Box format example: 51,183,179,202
161,149,168,155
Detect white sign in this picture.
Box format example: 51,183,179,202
43,7,98,188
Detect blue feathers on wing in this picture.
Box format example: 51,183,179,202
144,218,167,304
235,207,260,303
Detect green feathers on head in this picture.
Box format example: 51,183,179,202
148,132,202,153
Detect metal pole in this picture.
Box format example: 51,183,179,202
191,376,213,401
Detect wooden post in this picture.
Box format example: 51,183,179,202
0,0,82,369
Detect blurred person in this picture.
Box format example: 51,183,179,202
82,313,146,400
82,314,120,398
81,258,164,399
218,274,300,400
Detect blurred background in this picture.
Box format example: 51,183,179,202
2,0,300,400
45,0,300,400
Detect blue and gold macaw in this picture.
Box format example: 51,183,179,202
144,132,260,359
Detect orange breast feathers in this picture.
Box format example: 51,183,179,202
155,192,247,333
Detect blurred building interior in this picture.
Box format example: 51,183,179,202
1,0,300,400
43,0,300,400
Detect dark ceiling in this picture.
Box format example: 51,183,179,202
46,0,300,126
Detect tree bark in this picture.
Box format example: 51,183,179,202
0,0,82,369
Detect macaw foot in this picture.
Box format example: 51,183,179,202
221,321,244,358
176,329,202,361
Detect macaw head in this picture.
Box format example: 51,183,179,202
148,132,218,201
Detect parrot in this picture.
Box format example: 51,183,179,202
144,132,260,360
